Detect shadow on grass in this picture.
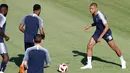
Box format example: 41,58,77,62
9,54,24,67
72,50,121,67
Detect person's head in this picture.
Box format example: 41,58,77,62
34,34,44,44
89,3,98,15
33,4,41,16
0,4,8,16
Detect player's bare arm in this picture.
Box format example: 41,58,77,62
0,27,9,41
97,24,109,42
39,27,45,39
23,61,28,73
19,24,25,33
23,61,28,69
84,23,94,32
44,64,49,68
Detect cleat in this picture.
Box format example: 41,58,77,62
81,64,92,69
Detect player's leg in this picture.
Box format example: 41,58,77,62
0,54,9,72
107,40,126,69
108,40,122,56
81,37,96,69
0,43,9,73
87,37,96,58
24,42,34,51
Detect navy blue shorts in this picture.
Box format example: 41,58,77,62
24,42,34,51
92,29,113,43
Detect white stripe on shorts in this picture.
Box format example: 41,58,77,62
0,43,8,54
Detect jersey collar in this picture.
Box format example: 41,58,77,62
0,13,6,18
32,13,38,17
35,44,43,49
95,10,100,15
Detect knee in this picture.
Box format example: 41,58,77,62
87,43,93,49
3,55,9,62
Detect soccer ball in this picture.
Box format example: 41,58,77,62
58,63,68,73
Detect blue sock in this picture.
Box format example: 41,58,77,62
0,61,7,72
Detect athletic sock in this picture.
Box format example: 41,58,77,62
87,57,92,65
119,56,125,62
0,61,7,72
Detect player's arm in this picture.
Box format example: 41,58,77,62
84,23,95,32
23,61,28,69
98,12,109,41
20,50,28,73
38,17,45,39
0,27,9,41
19,24,25,33
23,50,29,69
44,50,50,68
0,16,9,41
39,27,45,39
19,16,26,33
99,24,109,38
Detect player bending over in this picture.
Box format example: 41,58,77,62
81,3,126,69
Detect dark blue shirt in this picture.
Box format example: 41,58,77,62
21,14,43,43
93,11,110,32
23,45,50,73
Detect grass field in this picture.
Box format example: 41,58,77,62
0,0,130,73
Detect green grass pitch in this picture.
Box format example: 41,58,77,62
0,0,130,73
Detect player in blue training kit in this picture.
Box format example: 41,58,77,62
81,3,126,69
22,34,50,73
0,4,10,73
19,4,45,51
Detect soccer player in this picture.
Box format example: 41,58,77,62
22,34,50,73
81,3,126,69
0,4,10,73
19,4,45,51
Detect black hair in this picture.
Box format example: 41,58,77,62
90,2,98,7
0,4,8,9
34,34,43,43
33,4,41,11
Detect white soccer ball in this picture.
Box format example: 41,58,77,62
58,63,68,73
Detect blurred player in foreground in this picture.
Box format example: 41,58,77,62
20,34,50,73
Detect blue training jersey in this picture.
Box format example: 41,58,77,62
23,45,50,73
0,13,6,42
21,14,43,43
92,11,111,33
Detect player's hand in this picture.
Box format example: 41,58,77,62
84,26,89,32
44,64,49,68
5,36,10,41
41,34,45,40
97,37,102,43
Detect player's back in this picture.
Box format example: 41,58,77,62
27,46,47,73
24,14,40,42
25,15,39,34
